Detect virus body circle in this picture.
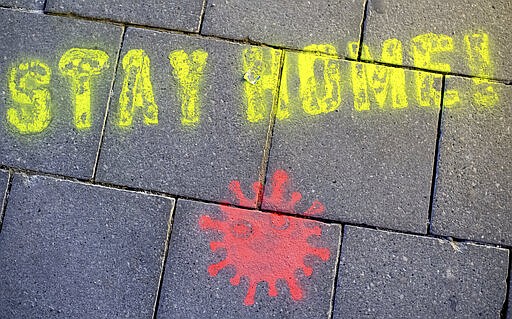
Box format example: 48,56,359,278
198,170,330,305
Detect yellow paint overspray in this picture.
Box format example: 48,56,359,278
59,48,109,129
169,49,208,126
349,39,407,111
118,49,159,127
7,60,52,134
464,32,498,107
297,44,342,115
242,47,281,122
411,33,458,107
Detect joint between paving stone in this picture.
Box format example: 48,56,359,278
92,26,127,181
257,49,286,209
356,0,370,60
3,162,512,251
197,0,208,33
17,8,512,83
500,251,512,319
152,202,177,319
328,225,344,319
427,75,446,235
0,170,13,234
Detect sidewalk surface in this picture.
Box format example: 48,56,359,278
0,0,511,318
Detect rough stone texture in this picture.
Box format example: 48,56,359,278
0,174,173,318
0,9,122,179
363,0,512,81
201,0,365,58
96,28,276,206
431,77,512,245
46,0,204,32
264,52,439,233
334,226,509,319
157,199,341,318
0,0,44,9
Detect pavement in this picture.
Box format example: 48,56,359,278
0,0,510,318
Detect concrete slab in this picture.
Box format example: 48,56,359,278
363,0,512,81
334,226,509,318
0,0,44,9
157,199,341,318
431,77,512,245
45,0,204,32
0,174,173,318
263,52,439,233
0,9,122,179
96,28,278,206
201,0,365,58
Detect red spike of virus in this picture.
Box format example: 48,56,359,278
198,169,330,306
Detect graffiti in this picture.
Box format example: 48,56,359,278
348,39,407,111
463,33,499,107
7,60,52,134
118,49,159,127
242,47,282,123
198,170,330,305
2,31,500,134
169,49,209,126
59,48,110,129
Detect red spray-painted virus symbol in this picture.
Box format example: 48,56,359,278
198,170,330,306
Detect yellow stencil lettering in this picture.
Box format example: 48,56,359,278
118,49,158,127
348,39,407,111
298,44,342,115
411,33,458,107
169,49,208,126
242,47,281,122
7,60,52,134
464,32,498,107
59,48,109,129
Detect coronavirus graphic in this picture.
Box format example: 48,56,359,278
198,170,330,306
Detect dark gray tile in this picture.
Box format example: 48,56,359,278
0,174,173,318
431,77,512,245
0,0,44,9
46,0,204,32
334,226,509,319
0,9,122,179
96,28,279,206
263,51,439,233
201,0,365,58
157,199,341,318
363,0,512,81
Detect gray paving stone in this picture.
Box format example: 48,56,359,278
363,0,512,81
431,77,512,245
46,0,204,32
0,9,122,179
96,28,278,206
263,51,439,233
157,199,341,318
334,226,509,319
201,0,365,58
0,174,174,318
0,0,44,9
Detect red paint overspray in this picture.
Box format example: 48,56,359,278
198,170,330,306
